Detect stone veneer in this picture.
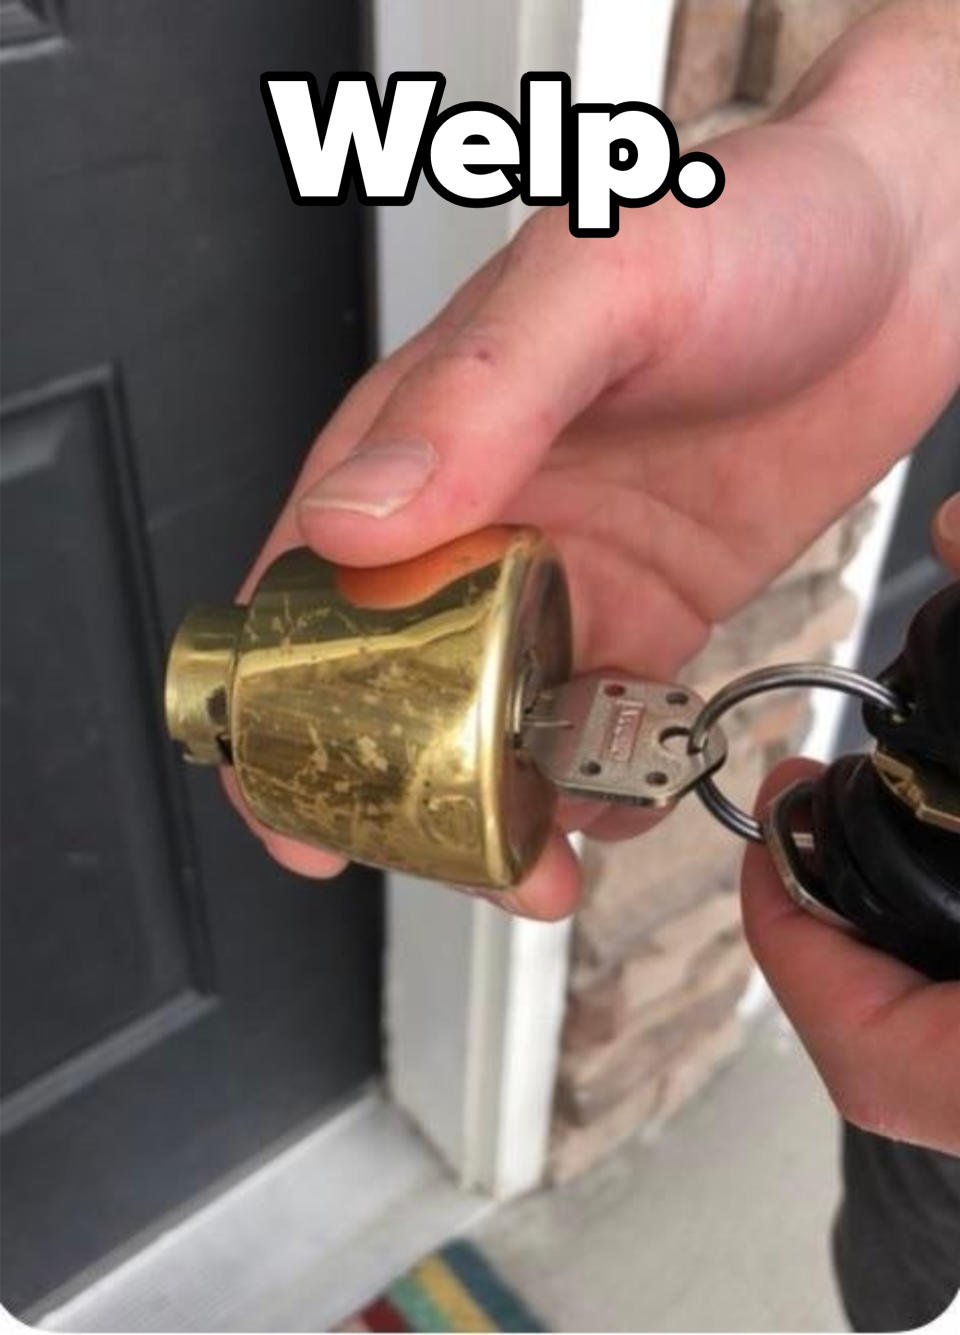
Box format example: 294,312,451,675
549,0,885,1184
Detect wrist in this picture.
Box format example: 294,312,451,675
781,1,960,356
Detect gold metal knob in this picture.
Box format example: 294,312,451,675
165,526,572,888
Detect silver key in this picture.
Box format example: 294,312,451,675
521,673,726,807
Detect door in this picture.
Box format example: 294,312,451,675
1,2,382,1316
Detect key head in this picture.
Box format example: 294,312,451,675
521,674,726,807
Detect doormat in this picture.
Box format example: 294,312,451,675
337,1239,547,1332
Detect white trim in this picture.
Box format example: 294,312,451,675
577,0,676,105
463,899,574,1195
375,0,583,1198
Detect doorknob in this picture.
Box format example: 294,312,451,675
165,527,572,888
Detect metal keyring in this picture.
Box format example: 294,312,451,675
687,663,904,843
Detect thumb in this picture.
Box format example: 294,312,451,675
297,221,628,566
741,759,960,1150
741,758,920,1024
933,490,960,576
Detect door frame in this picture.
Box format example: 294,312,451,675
378,0,678,1199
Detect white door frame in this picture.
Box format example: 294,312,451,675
377,0,677,1200
374,0,582,1201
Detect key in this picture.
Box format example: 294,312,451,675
521,672,727,807
763,582,960,979
765,754,960,979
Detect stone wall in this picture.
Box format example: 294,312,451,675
548,0,885,1185
668,0,886,142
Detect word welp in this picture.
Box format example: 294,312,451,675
261,72,724,237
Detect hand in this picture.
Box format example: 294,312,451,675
232,2,960,919
742,496,960,1154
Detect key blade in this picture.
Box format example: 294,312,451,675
522,674,726,807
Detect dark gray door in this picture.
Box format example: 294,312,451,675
1,2,382,1316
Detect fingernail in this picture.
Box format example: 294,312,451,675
936,492,960,543
300,439,437,519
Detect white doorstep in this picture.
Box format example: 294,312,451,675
40,1091,491,1333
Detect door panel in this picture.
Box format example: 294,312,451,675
2,375,203,1096
1,2,382,1314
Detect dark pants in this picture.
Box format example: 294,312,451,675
834,1123,960,1331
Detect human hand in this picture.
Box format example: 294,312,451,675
232,2,960,918
741,495,960,1154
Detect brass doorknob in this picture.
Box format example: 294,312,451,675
165,526,572,888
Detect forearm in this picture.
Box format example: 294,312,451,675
632,0,960,457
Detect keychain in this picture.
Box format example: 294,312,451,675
165,526,959,980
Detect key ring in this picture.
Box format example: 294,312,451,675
687,663,904,843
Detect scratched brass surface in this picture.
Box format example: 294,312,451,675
165,527,572,887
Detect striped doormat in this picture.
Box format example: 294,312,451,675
337,1240,546,1332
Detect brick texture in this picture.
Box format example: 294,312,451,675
686,572,858,692
737,0,782,101
747,0,886,108
668,0,888,143
666,0,753,124
574,743,764,970
549,1017,743,1185
558,932,752,1125
566,890,741,1049
647,1012,745,1130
